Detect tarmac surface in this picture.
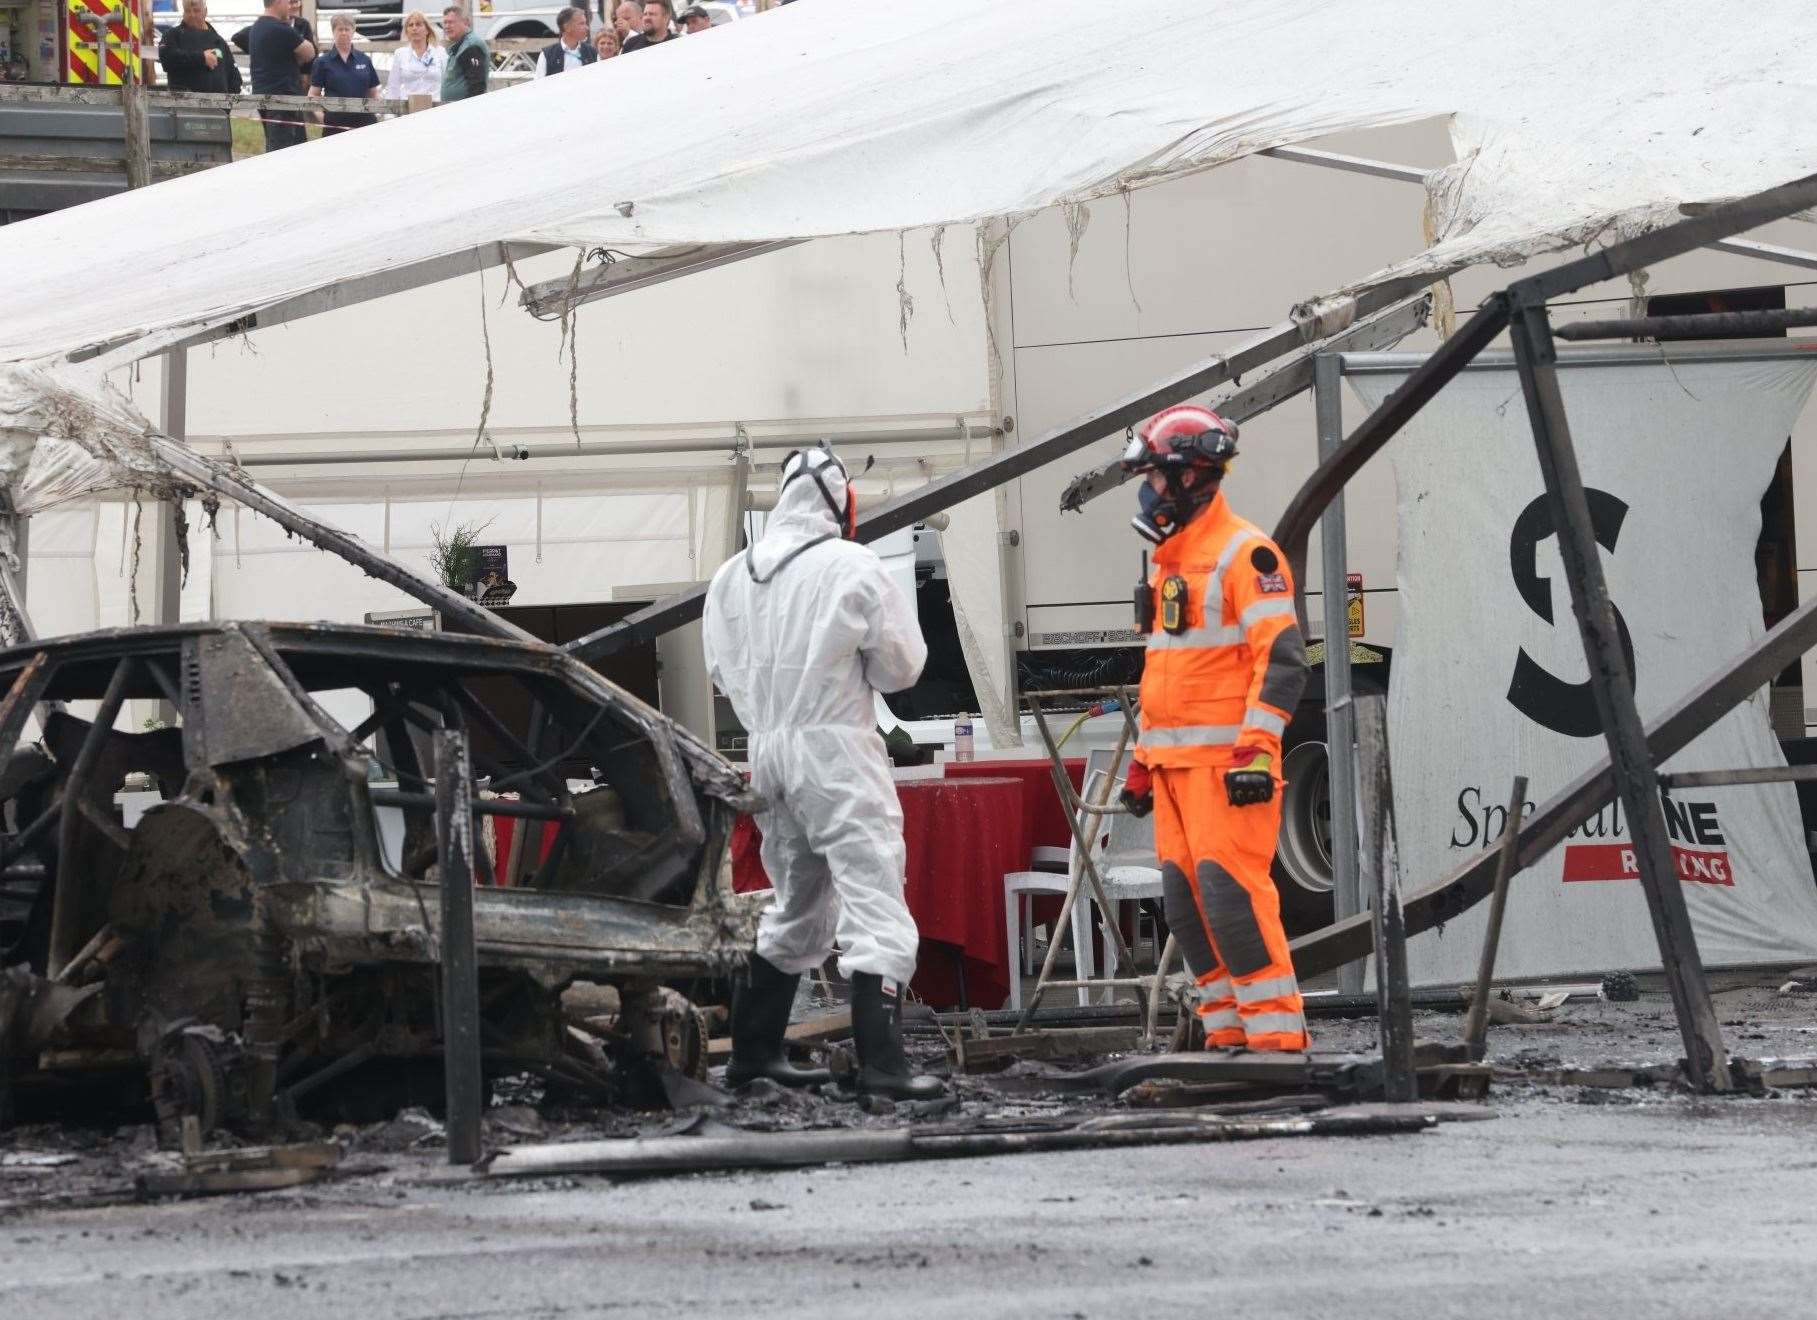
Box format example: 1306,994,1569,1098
5,979,1817,1319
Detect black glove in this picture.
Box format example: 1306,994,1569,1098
1224,753,1274,807
1118,761,1153,817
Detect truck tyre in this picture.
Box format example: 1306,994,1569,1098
1271,673,1387,933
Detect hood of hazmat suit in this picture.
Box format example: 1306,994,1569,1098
703,445,928,987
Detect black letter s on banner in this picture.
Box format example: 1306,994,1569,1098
1506,489,1636,738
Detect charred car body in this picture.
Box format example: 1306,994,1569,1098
0,621,757,1139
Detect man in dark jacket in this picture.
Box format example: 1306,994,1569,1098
620,0,674,51
160,0,242,93
534,6,595,77
441,4,488,100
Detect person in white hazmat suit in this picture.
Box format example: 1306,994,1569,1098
702,442,944,1101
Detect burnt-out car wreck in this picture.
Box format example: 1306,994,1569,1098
0,620,759,1142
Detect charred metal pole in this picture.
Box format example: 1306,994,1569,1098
434,728,485,1164
1464,775,1527,1060
0,652,49,764
148,436,536,645
1274,297,1511,583
1506,293,1731,1092
46,656,134,978
1553,306,1817,341
1355,694,1414,1101
1314,353,1363,995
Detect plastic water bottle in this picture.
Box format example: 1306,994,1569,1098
953,717,974,762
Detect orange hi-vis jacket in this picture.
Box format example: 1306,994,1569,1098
1136,490,1308,770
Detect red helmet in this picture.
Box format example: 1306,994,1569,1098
1121,404,1239,475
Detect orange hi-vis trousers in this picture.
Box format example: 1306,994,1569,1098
1153,765,1308,1052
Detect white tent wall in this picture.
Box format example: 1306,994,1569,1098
128,234,992,450
84,229,1010,727
23,504,99,642
208,490,698,622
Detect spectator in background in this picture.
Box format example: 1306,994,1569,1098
309,13,379,133
384,10,445,103
160,0,241,93
533,6,594,77
247,0,315,150
592,25,619,58
440,5,488,100
232,0,306,53
620,0,674,51
678,5,710,33
612,2,639,46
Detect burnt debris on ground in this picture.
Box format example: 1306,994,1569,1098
5,970,1817,1207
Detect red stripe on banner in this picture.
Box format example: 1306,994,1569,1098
1561,843,1735,887
104,48,128,79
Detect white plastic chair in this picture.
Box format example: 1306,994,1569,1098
1078,789,1165,1003
1002,787,1110,1010
1028,743,1126,873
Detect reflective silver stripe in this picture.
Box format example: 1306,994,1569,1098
1239,1010,1307,1038
1146,623,1243,651
1147,529,1265,652
1234,973,1300,1004
1213,528,1259,575
1201,976,1235,1003
1238,597,1296,631
1140,724,1241,749
1203,529,1259,618
1198,1006,1242,1031
1243,707,1288,737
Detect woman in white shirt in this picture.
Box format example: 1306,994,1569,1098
383,10,445,104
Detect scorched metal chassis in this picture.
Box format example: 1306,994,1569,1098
0,620,758,1139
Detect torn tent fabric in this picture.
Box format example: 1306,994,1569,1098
1,0,1814,377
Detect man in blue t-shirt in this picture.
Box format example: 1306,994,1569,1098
247,0,315,151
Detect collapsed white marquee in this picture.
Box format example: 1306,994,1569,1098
1352,349,1817,982
2,0,1816,384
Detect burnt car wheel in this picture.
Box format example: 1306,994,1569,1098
655,986,709,1081
150,1030,233,1146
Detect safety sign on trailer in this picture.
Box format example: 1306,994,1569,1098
64,0,140,84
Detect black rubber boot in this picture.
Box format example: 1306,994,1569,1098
724,954,832,1090
849,972,945,1101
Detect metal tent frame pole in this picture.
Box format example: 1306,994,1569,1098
1505,290,1731,1090
1313,353,1364,996
563,277,1448,663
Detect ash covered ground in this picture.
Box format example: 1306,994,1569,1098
4,975,1816,1318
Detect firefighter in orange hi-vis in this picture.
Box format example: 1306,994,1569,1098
1117,404,1311,1052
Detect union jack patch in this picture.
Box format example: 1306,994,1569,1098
1256,572,1288,594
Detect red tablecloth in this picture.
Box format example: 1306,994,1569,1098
490,816,559,884
732,776,1027,1010
943,758,1085,855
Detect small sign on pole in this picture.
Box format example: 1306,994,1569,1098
365,607,441,633
1346,571,1365,638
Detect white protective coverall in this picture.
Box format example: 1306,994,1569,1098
702,448,928,987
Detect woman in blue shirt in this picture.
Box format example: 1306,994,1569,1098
309,14,380,135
